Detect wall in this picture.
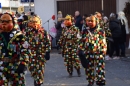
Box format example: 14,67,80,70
0,0,29,12
34,0,55,32
116,0,129,13
35,0,130,31
34,0,70,32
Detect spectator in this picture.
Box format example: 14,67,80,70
82,14,88,31
118,11,129,57
55,11,64,53
74,11,83,31
109,13,122,59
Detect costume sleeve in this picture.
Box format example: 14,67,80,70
58,28,65,46
105,28,112,37
24,27,29,42
74,27,81,45
19,35,30,65
78,30,88,51
44,31,51,52
104,23,112,37
98,30,107,55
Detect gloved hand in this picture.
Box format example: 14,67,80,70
78,50,88,68
45,52,50,60
62,54,64,57
56,44,61,50
16,64,26,75
78,49,85,57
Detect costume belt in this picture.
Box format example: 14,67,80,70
0,57,19,63
67,40,74,43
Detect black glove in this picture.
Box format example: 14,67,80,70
16,64,26,74
45,52,50,60
78,50,88,68
62,53,64,57
78,50,85,57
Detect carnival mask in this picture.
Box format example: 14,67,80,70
88,16,97,28
28,17,33,28
86,17,90,26
64,15,72,27
0,14,14,32
31,16,41,29
95,12,102,20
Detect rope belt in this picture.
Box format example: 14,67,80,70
0,57,19,63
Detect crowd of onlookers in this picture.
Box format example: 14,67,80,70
0,10,129,60
55,11,129,60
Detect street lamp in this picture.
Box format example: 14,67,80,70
101,0,104,16
29,0,31,12
9,0,12,12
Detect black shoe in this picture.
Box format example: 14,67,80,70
87,84,93,86
34,81,37,86
69,73,72,78
34,81,42,86
96,81,105,86
37,84,41,86
77,69,81,77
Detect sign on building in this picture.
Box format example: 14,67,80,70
0,3,2,13
24,6,34,13
18,6,24,13
0,3,1,8
21,0,34,3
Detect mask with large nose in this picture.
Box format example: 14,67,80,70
0,13,14,32
88,16,97,28
31,16,41,29
64,15,72,27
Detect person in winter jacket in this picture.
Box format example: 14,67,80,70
109,13,122,59
74,11,83,31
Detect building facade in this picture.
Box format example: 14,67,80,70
34,0,130,31
0,0,32,13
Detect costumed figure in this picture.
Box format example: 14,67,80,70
55,11,64,53
0,13,29,86
58,15,81,77
118,11,129,57
103,16,112,60
79,15,107,86
94,12,104,29
25,15,51,86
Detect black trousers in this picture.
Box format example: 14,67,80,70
119,42,126,57
109,37,120,57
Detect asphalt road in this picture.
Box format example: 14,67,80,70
25,52,130,86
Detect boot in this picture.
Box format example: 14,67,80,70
37,84,41,86
96,81,105,86
87,84,93,86
77,69,81,77
69,72,72,78
34,80,41,86
87,82,94,86
34,80,37,86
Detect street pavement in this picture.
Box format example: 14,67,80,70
25,50,130,86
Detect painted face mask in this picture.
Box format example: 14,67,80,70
31,16,41,29
88,16,97,28
28,17,33,28
0,14,14,32
86,17,90,26
64,15,72,27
